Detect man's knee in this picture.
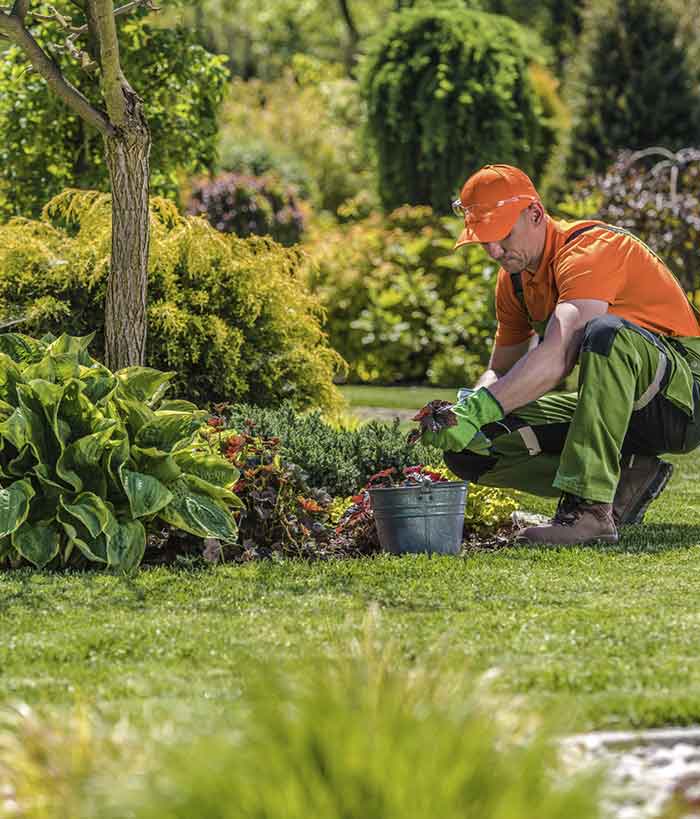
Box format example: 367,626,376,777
443,450,497,483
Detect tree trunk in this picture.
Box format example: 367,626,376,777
103,90,151,370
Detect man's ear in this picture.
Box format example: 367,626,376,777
530,202,545,225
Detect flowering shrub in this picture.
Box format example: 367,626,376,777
186,172,306,246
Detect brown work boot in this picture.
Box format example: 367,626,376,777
613,455,674,527
516,493,618,545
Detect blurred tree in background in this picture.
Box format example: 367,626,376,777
216,56,375,216
361,4,555,212
543,0,700,195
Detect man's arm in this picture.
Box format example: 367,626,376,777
474,338,532,389
488,299,608,414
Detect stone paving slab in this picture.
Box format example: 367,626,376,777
563,727,700,819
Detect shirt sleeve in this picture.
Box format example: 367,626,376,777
494,269,533,347
555,233,629,304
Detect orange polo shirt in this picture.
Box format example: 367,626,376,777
494,217,700,347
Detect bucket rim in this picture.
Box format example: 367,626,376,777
368,481,468,493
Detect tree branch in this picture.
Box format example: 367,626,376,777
337,0,358,45
43,0,158,39
0,9,113,136
90,0,126,125
11,0,29,21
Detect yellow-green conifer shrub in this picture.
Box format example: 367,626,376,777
0,190,344,412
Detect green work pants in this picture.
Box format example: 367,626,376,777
445,315,700,502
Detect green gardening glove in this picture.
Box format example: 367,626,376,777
421,388,504,452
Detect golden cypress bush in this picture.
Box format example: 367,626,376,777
0,189,344,411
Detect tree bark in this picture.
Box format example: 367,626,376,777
103,84,150,370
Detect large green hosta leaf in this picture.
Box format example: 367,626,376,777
56,426,115,494
121,469,173,518
173,451,239,488
159,477,238,541
0,334,46,366
135,411,208,452
57,499,110,563
23,352,81,384
158,400,199,413
116,367,174,405
0,353,23,404
11,519,60,568
15,382,62,465
0,479,34,537
46,333,95,365
106,518,146,571
131,446,182,484
184,474,243,508
79,364,117,405
56,380,106,445
114,396,155,438
7,444,37,479
61,492,111,538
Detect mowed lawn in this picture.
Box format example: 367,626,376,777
1,447,700,732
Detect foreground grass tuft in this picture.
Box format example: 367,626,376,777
0,615,601,819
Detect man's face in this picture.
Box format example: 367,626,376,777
481,205,540,273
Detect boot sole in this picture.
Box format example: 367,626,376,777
515,532,619,546
620,461,674,526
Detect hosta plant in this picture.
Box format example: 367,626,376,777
0,332,242,571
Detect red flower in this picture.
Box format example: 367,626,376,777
207,417,224,428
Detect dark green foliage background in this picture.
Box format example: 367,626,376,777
305,206,497,386
0,15,229,219
546,0,700,190
361,4,552,212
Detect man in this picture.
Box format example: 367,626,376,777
419,164,700,544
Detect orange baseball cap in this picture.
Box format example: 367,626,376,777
453,164,540,248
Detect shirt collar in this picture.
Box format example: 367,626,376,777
527,215,558,280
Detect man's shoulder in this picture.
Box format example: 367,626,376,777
550,219,632,272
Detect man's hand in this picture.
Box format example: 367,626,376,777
419,388,504,451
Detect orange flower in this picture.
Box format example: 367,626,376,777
298,496,323,513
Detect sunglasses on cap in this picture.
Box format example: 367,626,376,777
451,194,536,221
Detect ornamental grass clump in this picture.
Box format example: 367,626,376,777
0,332,241,571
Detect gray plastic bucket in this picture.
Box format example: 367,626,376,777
368,481,468,555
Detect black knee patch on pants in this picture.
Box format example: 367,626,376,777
580,314,625,357
581,314,664,358
443,450,497,483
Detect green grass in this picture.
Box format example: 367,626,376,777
1,454,700,733
339,384,456,410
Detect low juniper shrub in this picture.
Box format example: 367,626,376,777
225,402,442,497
